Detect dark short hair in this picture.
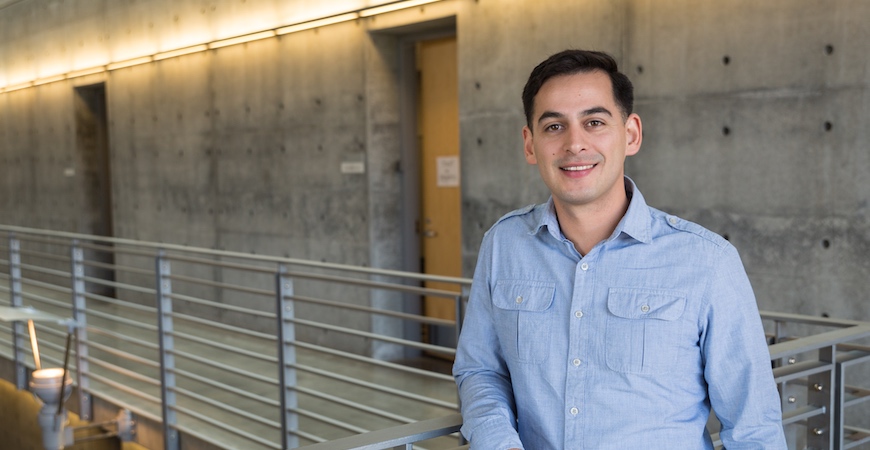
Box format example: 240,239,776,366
522,49,634,128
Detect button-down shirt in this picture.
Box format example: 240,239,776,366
453,178,786,449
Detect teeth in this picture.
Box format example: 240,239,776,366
562,165,594,171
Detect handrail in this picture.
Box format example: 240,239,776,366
0,225,468,449
297,413,464,450
2,224,869,450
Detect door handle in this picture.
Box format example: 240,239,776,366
423,229,438,238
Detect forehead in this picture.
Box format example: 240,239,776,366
533,70,615,115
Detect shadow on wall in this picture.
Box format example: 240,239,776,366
0,378,148,450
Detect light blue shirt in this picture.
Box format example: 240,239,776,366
453,178,786,450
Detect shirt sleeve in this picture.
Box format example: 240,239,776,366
453,232,525,450
700,243,788,449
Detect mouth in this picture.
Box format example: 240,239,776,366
561,164,596,172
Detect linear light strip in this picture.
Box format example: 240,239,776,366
359,0,441,17
0,0,444,93
276,12,359,35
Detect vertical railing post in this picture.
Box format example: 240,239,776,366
156,252,179,450
807,345,835,450
8,235,28,389
833,361,846,450
70,240,92,420
276,264,299,449
455,285,469,446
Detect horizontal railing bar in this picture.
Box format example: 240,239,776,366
173,311,277,342
281,271,460,299
76,242,158,258
170,329,276,362
168,272,276,296
772,360,831,384
87,372,162,405
781,404,826,425
0,225,472,285
86,357,160,387
165,253,277,274
86,341,159,367
19,291,70,312
170,403,282,450
844,425,870,448
3,233,71,247
295,385,418,425
16,248,70,263
170,348,278,385
761,310,865,328
20,277,73,295
293,406,371,435
18,263,70,279
85,308,158,332
175,366,279,408
84,292,157,314
292,341,455,383
290,317,456,355
86,326,160,351
768,325,870,360
291,363,458,410
87,389,162,424
173,384,281,429
167,291,276,318
289,294,455,328
296,413,463,450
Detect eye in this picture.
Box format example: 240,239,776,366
544,123,563,132
587,119,605,127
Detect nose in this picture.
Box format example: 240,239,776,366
565,126,586,154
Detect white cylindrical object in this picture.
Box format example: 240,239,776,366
30,368,73,450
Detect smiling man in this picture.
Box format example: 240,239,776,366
453,50,787,449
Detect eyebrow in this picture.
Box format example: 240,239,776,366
535,106,614,126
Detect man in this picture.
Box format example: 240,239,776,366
453,50,786,449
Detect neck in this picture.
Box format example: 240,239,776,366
553,186,630,257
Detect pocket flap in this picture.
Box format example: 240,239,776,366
607,288,686,320
493,280,555,311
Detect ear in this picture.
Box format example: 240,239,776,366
522,126,537,164
624,113,642,157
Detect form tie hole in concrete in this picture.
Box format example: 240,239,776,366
822,239,831,249
722,55,731,65
477,137,483,146
824,121,833,132
722,233,730,241
475,82,481,90
822,312,830,318
636,65,643,74
722,126,731,136
825,44,834,55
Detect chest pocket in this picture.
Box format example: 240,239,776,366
493,280,555,364
605,287,687,374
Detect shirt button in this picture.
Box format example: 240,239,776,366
570,407,579,415
572,358,581,367
580,262,589,271
516,296,523,304
641,304,650,313
668,216,678,225
574,310,583,318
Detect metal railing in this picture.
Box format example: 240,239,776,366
294,314,870,450
0,225,466,450
1,224,869,450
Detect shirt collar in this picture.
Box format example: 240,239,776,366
532,176,653,245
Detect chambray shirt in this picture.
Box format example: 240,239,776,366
453,178,786,450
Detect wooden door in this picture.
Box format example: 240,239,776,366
417,36,460,329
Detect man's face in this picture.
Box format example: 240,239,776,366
522,70,641,214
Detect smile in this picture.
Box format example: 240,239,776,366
561,164,595,171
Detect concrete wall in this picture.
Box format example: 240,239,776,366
0,0,868,337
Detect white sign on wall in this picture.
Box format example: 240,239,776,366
436,156,460,187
